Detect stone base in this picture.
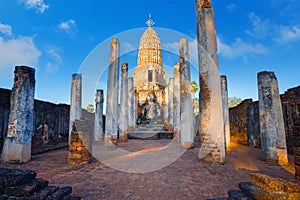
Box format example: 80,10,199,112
199,153,225,165
264,147,288,166
68,130,91,166
94,136,104,142
164,120,174,132
277,147,288,166
173,130,180,142
119,133,128,142
182,142,194,149
1,137,31,163
104,136,118,147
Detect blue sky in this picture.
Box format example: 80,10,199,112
0,0,300,108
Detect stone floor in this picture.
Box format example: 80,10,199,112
0,139,298,200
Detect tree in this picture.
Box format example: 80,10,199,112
192,97,199,116
87,104,94,113
191,80,199,116
228,97,242,108
191,80,199,99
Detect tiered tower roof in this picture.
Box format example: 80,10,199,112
137,15,162,67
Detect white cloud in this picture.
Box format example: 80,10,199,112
246,12,300,44
163,39,197,58
45,46,63,72
122,42,137,53
162,39,198,66
246,12,271,38
20,0,49,14
217,37,268,59
0,23,13,36
226,4,236,13
46,62,58,72
0,36,41,70
163,37,267,62
162,42,178,53
275,25,300,43
58,19,76,35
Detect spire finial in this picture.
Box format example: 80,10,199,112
146,13,154,27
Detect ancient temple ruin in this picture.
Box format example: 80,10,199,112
134,16,166,109
133,16,166,128
1,0,300,199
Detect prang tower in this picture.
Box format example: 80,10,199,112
133,15,167,108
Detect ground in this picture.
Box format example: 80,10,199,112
0,139,297,200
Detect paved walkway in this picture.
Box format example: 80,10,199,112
0,140,297,200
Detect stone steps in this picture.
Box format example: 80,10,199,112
128,131,173,140
0,168,80,199
74,119,93,152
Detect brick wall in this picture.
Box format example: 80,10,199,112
0,88,70,140
229,85,300,152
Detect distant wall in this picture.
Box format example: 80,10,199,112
0,88,70,140
0,89,10,140
281,86,300,153
229,85,300,153
229,99,260,147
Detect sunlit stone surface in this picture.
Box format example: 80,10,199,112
258,71,288,165
94,89,104,142
179,39,194,149
69,73,82,145
105,38,120,146
221,75,230,147
1,66,35,163
197,0,225,164
120,62,129,142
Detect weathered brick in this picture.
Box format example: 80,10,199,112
250,173,285,192
46,186,72,200
228,190,252,200
239,182,288,200
284,182,300,193
4,179,48,197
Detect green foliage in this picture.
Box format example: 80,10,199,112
87,104,94,113
191,80,199,116
228,97,242,108
191,80,199,95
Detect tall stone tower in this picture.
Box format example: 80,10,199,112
134,15,167,109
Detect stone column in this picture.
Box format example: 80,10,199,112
258,71,288,165
128,77,135,130
173,63,180,140
119,62,128,142
69,73,82,145
133,89,138,127
105,38,120,146
221,75,230,147
1,66,35,163
179,39,194,149
164,85,169,129
168,78,174,130
94,89,104,141
197,0,225,164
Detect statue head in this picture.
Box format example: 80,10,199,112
122,62,128,73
